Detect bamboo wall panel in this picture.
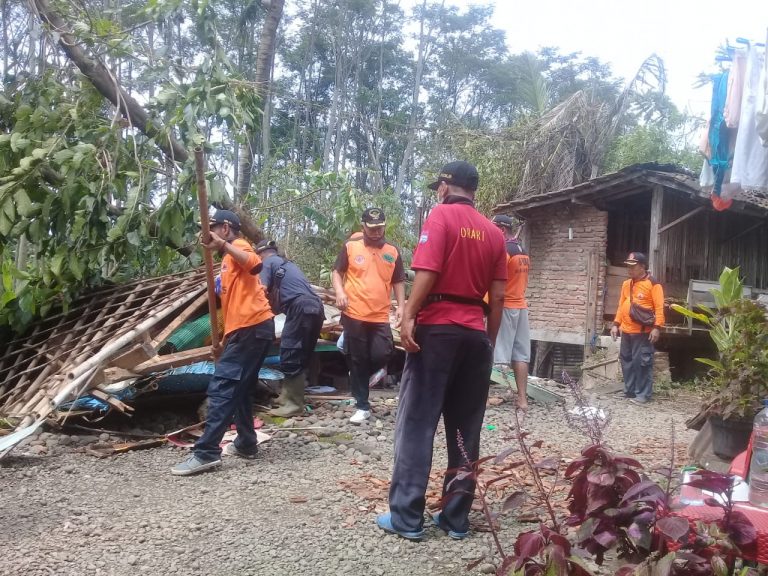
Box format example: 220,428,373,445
658,192,768,296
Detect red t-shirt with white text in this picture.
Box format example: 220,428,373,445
413,197,507,331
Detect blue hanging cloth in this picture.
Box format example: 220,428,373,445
708,71,731,196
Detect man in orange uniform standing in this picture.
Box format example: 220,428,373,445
172,210,274,475
332,208,406,424
490,215,530,413
610,252,665,405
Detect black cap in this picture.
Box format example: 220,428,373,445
209,209,241,231
624,252,648,266
491,215,515,228
427,161,479,191
255,239,278,254
361,207,386,227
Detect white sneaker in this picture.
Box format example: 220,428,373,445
350,409,371,424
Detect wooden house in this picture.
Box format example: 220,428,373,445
492,163,768,378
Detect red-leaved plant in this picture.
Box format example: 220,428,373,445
452,369,758,575
564,443,659,564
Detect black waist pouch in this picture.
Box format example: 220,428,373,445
629,303,656,327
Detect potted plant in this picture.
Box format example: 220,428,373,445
672,267,768,459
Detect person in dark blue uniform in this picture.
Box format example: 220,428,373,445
256,240,325,417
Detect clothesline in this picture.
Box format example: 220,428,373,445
698,32,768,212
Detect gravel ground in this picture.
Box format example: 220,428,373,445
0,382,697,576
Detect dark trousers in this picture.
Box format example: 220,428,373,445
620,332,654,401
341,314,393,411
388,324,493,533
280,295,324,377
194,319,274,462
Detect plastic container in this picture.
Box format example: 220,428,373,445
748,399,768,507
679,467,705,506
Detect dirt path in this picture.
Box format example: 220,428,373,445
0,384,697,576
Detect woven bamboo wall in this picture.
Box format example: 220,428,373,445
657,192,768,297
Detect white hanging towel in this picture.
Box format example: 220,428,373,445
731,46,768,192
757,30,768,146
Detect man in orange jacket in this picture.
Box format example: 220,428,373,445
332,208,406,424
172,210,275,475
610,252,665,405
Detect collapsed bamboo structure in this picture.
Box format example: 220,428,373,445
0,266,355,453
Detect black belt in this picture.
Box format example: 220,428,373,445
423,293,490,316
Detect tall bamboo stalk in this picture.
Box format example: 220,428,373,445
194,147,220,351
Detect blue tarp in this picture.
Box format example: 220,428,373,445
57,363,285,414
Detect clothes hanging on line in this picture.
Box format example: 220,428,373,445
698,43,768,210
725,50,747,128
707,70,731,197
731,46,768,194
757,39,768,146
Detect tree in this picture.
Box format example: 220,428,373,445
235,0,285,201
0,0,699,333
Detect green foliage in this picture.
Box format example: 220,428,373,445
0,74,203,332
672,267,744,358
603,124,701,173
152,54,261,147
296,170,413,283
1,0,700,335
672,267,768,420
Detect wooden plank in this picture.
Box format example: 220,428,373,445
490,368,564,405
648,185,663,278
658,205,706,234
109,342,157,370
149,289,207,349
133,346,211,375
101,367,140,384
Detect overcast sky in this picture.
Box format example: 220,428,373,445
443,0,768,118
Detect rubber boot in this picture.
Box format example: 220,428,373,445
272,386,287,408
269,373,305,417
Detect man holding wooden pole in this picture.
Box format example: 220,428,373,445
171,209,275,476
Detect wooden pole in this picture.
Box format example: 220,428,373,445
194,147,220,351
648,185,663,280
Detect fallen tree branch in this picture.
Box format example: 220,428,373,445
29,0,263,243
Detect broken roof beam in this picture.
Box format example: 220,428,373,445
0,271,205,351
105,288,207,369
658,205,706,234
57,287,206,395
133,346,211,375
149,290,208,350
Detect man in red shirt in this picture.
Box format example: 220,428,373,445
172,210,275,476
377,161,507,541
610,252,665,405
490,215,530,413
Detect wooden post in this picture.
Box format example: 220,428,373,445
649,185,663,280
194,147,220,351
584,250,598,356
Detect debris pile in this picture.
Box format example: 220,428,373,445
0,268,349,456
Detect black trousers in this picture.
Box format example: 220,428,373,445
280,295,324,377
341,314,393,411
194,319,274,462
620,332,654,401
388,324,493,533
